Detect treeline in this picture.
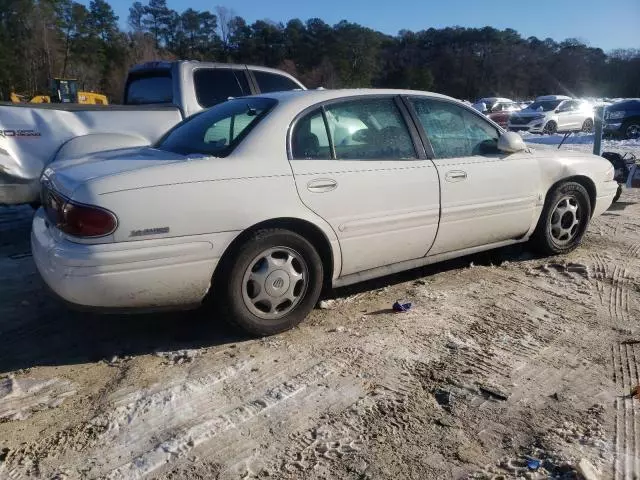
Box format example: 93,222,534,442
1,0,639,102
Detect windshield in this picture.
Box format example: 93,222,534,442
156,97,277,157
525,100,562,112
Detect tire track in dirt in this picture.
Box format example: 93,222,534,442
590,253,610,305
612,341,640,480
105,357,347,479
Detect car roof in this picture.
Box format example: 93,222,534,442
535,95,572,101
254,88,457,110
478,97,513,103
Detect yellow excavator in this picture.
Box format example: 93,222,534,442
11,78,108,105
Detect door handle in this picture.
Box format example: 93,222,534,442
307,178,337,192
445,170,467,182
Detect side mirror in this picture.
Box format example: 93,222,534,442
498,132,527,153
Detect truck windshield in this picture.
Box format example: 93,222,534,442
156,97,277,157
124,71,173,105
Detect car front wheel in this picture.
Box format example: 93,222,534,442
582,118,594,133
543,121,557,135
217,228,323,336
531,182,592,255
624,120,640,140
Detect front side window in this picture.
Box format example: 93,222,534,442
253,70,302,93
410,98,500,159
157,97,276,157
194,68,250,108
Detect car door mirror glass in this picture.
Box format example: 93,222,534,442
498,132,527,153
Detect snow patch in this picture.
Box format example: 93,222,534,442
0,376,75,421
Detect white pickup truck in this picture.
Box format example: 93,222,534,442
0,60,305,205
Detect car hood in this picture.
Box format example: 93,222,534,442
513,110,548,118
45,147,187,198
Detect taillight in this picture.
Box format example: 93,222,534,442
59,201,117,237
42,184,117,238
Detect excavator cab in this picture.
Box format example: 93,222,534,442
50,78,79,103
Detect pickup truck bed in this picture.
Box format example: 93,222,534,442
0,103,182,204
0,60,305,205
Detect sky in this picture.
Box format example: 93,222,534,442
106,0,639,52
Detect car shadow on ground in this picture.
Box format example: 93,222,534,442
0,243,541,375
608,201,636,211
0,278,249,374
330,243,540,300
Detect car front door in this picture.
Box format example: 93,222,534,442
556,100,579,131
289,96,440,276
405,96,540,256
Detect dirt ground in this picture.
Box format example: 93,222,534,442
1,144,639,480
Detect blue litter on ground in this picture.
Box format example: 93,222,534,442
527,459,541,471
392,301,412,312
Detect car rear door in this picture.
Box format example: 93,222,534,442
405,96,539,255
288,96,440,276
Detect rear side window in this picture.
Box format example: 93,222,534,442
253,70,301,93
124,72,173,105
156,97,276,157
291,109,331,159
194,69,251,108
291,98,416,161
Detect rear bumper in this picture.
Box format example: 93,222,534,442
31,208,238,310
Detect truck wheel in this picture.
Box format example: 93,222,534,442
531,182,591,255
623,120,640,140
217,229,323,336
543,121,557,135
613,184,623,203
581,118,594,133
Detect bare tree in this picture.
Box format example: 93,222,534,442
215,5,235,48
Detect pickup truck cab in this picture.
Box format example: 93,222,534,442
0,61,305,205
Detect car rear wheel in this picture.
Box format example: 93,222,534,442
624,120,640,140
543,121,557,135
582,118,594,133
216,228,323,336
531,182,591,255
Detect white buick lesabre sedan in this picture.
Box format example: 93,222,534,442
32,89,618,335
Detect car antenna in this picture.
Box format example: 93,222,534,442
557,131,572,149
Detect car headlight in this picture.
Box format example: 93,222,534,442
606,110,626,120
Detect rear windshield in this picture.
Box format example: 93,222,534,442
156,97,277,157
525,100,562,112
124,71,173,105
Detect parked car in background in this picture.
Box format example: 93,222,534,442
0,60,305,206
508,95,594,134
472,97,522,128
604,99,640,139
32,89,617,336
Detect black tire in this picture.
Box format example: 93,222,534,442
613,184,623,203
581,118,594,133
623,120,640,140
215,228,323,336
530,182,592,255
543,121,557,135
